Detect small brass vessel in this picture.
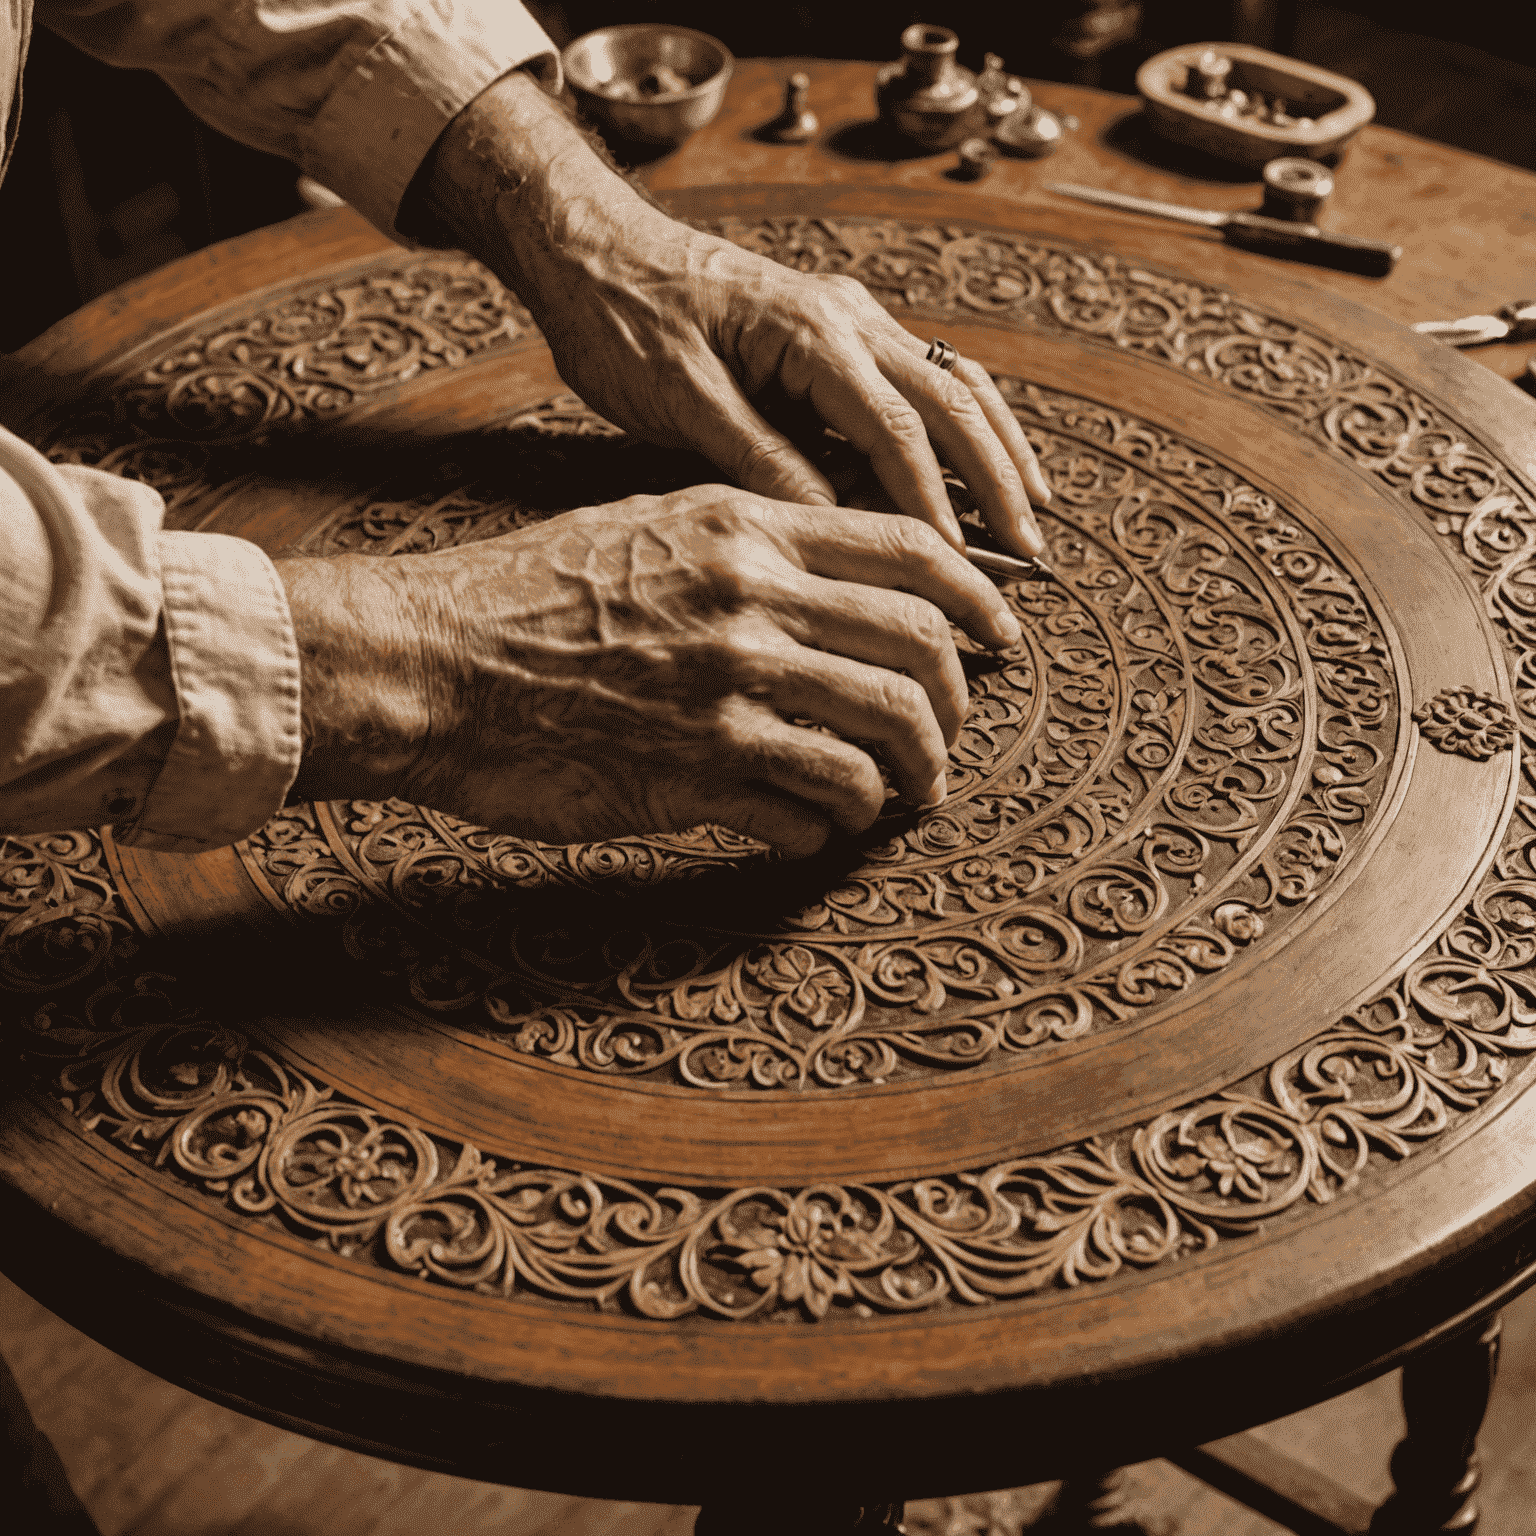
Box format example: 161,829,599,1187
876,24,982,151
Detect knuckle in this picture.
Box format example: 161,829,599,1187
734,437,800,486
679,486,778,543
822,749,886,823
872,397,929,445
905,597,953,651
881,670,931,721
936,375,987,422
822,272,868,301
888,516,945,562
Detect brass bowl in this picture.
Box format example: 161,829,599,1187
563,24,734,148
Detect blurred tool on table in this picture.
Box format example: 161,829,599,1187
633,50,1536,396
1040,180,1402,274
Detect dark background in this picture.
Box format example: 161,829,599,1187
3,1,1534,351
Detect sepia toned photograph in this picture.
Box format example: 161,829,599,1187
2,4,1534,1533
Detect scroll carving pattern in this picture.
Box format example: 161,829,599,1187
29,927,1535,1319
40,257,533,523
0,831,135,994
240,384,1398,1090
50,257,531,450
12,214,1536,1318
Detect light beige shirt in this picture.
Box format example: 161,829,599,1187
0,1,559,851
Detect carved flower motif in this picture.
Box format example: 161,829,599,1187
1175,1127,1296,1201
749,945,854,1033
287,1130,411,1209
734,1197,887,1319
1412,687,1515,760
1213,902,1265,944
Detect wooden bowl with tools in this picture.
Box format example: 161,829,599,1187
1137,41,1374,167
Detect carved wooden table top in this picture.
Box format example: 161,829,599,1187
2,61,1536,1506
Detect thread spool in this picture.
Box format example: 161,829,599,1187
1261,157,1334,222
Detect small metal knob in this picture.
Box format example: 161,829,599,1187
994,104,1067,158
766,71,818,144
1189,49,1232,100
1260,157,1334,222
954,136,996,181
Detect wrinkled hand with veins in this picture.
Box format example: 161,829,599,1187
279,68,1046,855
419,69,1053,561
275,489,1020,857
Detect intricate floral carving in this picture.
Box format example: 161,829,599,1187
1413,687,1516,760
30,916,1535,1319
40,258,536,525
143,258,529,444
0,831,135,994
13,211,1536,1319
232,384,1398,1089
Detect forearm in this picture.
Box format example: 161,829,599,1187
419,71,662,325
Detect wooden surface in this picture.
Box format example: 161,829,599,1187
4,60,1536,1509
650,61,1536,387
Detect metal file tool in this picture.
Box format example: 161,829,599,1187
1412,300,1536,348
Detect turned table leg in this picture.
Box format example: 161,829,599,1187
694,1499,905,1534
1371,1315,1502,1535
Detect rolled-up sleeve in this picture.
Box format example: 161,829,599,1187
0,426,301,851
37,0,561,237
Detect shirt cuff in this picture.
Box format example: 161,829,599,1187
116,533,302,854
306,0,562,239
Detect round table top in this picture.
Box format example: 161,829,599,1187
3,60,1536,1506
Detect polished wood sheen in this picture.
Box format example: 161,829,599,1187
2,61,1535,1510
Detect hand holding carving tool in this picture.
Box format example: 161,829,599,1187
964,544,1062,587
1411,300,1536,348
1043,182,1402,277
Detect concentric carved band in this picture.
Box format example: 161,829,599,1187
238,379,1399,1092
8,213,1536,1321
27,937,1530,1320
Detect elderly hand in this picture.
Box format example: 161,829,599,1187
422,71,1051,559
275,487,1020,857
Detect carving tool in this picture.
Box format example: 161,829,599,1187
963,544,1062,586
1412,300,1536,348
1042,182,1402,277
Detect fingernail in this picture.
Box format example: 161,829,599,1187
1015,528,1045,561
998,611,1023,647
918,772,947,810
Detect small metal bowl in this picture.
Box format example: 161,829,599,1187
563,24,733,149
